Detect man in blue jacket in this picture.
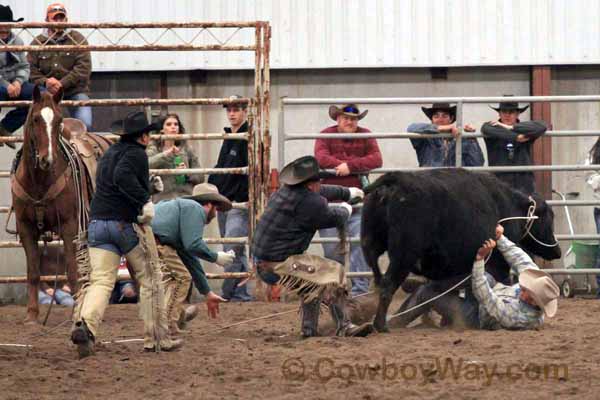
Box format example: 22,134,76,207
152,183,234,335
408,103,484,167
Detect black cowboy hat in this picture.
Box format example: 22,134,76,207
0,5,23,23
490,95,529,113
111,111,154,136
279,155,320,186
329,104,368,121
421,103,457,121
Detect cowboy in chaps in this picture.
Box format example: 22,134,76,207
151,183,234,335
71,111,181,357
481,96,548,195
314,104,382,296
408,102,484,167
251,156,373,338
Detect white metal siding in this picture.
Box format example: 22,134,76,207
5,0,600,71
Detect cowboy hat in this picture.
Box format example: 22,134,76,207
519,269,559,317
490,95,529,113
421,103,457,121
0,5,24,22
183,183,232,211
279,155,320,186
328,104,368,121
111,111,155,136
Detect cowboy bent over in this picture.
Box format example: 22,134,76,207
251,156,372,338
71,112,181,357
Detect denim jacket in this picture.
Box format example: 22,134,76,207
408,123,484,167
0,33,30,88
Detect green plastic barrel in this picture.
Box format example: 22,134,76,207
572,241,600,269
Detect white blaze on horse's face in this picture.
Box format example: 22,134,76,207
40,107,54,166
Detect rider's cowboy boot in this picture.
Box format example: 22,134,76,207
71,320,95,359
329,293,373,337
300,297,321,338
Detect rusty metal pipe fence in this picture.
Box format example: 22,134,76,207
0,21,271,282
278,95,600,277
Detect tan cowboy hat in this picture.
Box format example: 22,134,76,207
519,269,559,317
328,104,368,121
183,183,232,211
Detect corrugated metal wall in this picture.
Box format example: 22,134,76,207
6,0,600,71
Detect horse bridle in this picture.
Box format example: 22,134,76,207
26,114,65,169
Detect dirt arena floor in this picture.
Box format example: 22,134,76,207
0,294,599,400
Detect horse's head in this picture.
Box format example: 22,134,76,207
25,86,64,171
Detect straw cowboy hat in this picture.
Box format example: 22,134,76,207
519,269,560,317
490,95,529,113
328,104,368,121
183,183,232,211
111,111,155,136
279,155,320,186
421,102,457,121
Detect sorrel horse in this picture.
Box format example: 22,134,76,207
11,86,110,323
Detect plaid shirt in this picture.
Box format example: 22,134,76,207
252,184,350,262
472,236,544,330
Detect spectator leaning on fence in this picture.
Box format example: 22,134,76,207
314,104,382,296
0,5,35,149
208,95,252,302
481,96,547,195
586,137,600,298
28,3,93,130
146,113,205,202
408,102,484,167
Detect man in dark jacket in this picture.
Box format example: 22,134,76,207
481,97,547,194
408,103,484,167
71,111,181,358
252,156,372,338
208,95,252,301
28,3,92,130
0,5,34,149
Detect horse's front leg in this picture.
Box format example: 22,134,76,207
17,220,41,324
60,222,79,297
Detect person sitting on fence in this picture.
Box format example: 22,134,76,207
586,137,600,298
39,282,74,307
146,113,205,202
0,5,37,149
151,183,234,335
392,224,560,330
481,96,547,195
28,3,93,130
208,95,252,302
252,155,372,338
408,102,484,167
314,104,382,296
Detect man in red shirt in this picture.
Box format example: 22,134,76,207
314,104,382,295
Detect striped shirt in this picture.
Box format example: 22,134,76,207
472,236,544,330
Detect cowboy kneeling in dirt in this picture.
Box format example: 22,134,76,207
394,224,560,330
251,155,373,338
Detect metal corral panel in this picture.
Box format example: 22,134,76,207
6,0,600,71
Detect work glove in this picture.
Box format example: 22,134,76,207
339,202,353,217
150,175,164,194
348,187,364,201
215,250,235,267
137,201,155,224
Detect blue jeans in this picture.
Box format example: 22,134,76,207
319,210,370,296
254,258,281,285
88,220,139,255
64,92,92,131
0,82,39,133
218,209,252,301
38,288,75,306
